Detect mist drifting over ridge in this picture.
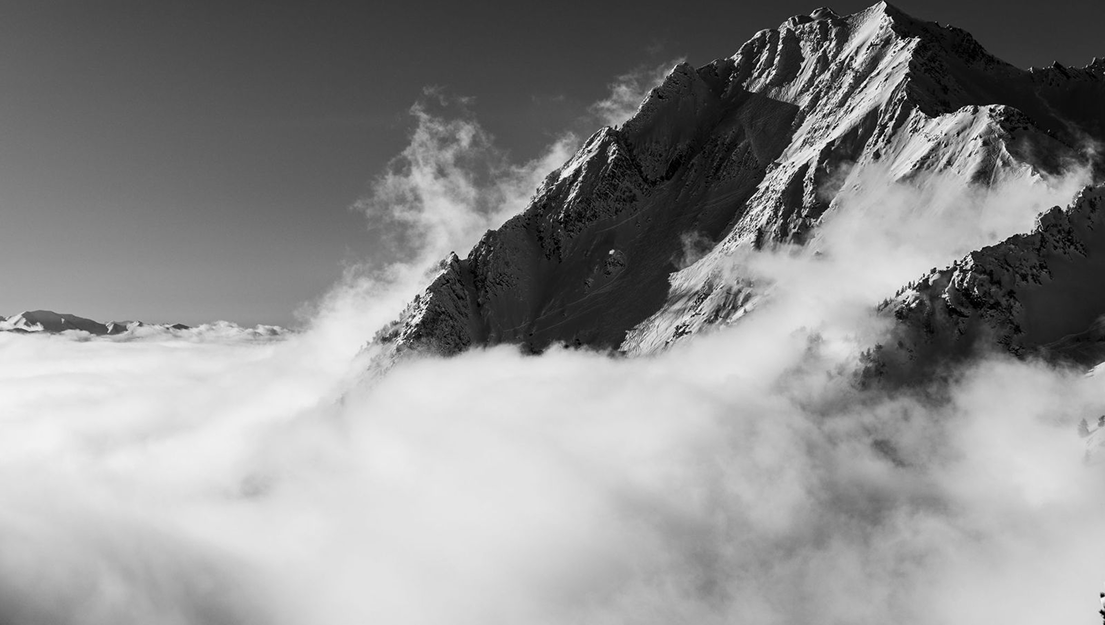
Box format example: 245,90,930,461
3,3,1105,624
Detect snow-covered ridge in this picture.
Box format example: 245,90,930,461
869,185,1105,382
0,310,286,341
375,1,1105,361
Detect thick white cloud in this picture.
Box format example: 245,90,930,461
4,296,1104,624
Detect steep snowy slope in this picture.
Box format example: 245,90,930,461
376,2,1105,359
869,185,1105,381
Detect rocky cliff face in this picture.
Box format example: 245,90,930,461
376,2,1105,360
869,185,1105,381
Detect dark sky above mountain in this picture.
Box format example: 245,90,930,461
0,0,1101,326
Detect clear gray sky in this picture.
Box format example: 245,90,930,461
0,0,1101,326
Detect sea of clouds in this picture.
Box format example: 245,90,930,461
2,66,1105,625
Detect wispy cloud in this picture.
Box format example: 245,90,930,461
589,59,686,128
354,88,576,269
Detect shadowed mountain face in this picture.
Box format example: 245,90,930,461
375,2,1105,361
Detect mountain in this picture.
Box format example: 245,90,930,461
374,2,1105,360
2,310,111,335
0,310,285,339
868,184,1105,382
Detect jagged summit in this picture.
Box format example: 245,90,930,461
780,2,903,31
374,2,1105,362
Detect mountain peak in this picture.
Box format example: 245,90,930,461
782,4,906,31
868,1,905,17
854,1,915,25
373,4,1105,361
5,310,108,335
778,2,912,34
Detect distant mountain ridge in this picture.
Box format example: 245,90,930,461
372,2,1105,363
0,310,117,335
0,310,284,339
